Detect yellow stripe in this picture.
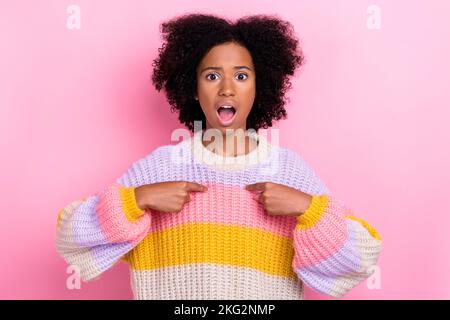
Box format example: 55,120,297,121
119,187,144,223
123,223,296,278
296,195,328,231
345,215,382,241
56,209,64,230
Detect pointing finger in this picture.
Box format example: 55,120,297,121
245,182,266,192
186,182,208,192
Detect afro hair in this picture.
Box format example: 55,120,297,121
152,13,305,132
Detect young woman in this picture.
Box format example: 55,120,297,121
56,13,382,300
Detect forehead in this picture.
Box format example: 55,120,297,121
198,42,254,68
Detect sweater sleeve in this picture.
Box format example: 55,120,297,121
287,151,382,298
291,194,382,298
55,156,154,282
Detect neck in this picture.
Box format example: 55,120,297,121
190,129,272,172
201,128,258,157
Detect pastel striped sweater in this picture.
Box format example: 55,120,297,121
55,130,382,299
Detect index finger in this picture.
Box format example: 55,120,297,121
185,182,208,192
245,182,266,192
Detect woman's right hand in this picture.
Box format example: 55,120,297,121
134,181,208,213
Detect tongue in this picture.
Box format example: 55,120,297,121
218,108,235,121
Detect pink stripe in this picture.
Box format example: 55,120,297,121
148,183,297,238
96,183,151,244
292,197,349,269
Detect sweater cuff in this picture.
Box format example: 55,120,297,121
345,214,382,241
118,187,145,223
296,195,329,230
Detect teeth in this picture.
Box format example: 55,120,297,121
219,105,234,109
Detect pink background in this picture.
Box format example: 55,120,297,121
1,0,449,299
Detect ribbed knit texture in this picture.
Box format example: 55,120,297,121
55,130,382,299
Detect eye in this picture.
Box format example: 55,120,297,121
236,73,248,81
205,73,220,81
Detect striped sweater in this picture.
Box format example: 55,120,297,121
55,130,382,299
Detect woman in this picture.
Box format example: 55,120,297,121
56,13,382,300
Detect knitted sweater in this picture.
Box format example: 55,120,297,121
55,130,382,299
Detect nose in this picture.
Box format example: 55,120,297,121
219,77,235,96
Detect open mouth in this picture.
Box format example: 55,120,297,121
217,106,236,123
216,106,237,126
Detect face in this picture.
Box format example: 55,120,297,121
195,41,256,136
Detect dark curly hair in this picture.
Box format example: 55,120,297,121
151,13,305,132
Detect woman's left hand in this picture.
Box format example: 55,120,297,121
245,182,312,217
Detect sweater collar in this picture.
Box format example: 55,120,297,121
189,129,272,171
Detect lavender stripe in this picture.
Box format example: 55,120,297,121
69,195,136,271
295,220,361,295
71,195,109,247
90,242,134,272
117,144,330,196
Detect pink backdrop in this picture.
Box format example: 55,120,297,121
1,0,449,299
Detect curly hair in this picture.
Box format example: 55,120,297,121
151,13,305,132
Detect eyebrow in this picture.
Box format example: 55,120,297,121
199,66,253,73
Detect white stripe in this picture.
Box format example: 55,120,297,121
328,219,382,298
55,201,102,281
129,263,303,300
